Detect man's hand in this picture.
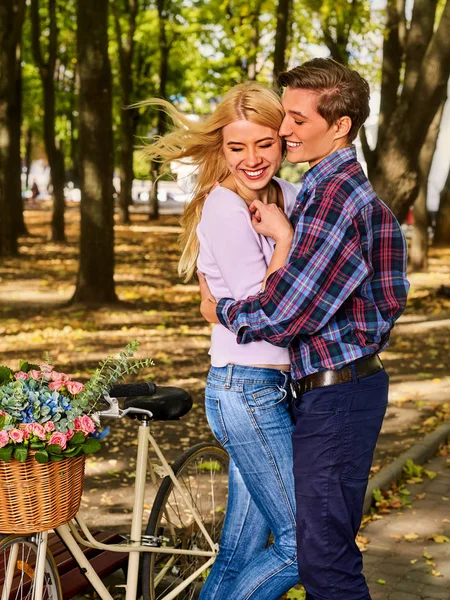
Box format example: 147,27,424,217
198,271,220,324
249,200,294,244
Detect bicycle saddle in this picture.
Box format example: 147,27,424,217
123,386,193,420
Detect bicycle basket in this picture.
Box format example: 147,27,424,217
0,453,85,534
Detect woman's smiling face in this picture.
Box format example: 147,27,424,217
221,120,283,193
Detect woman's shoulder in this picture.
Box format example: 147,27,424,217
202,185,249,219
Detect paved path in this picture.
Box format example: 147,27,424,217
363,452,450,599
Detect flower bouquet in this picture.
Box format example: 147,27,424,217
0,341,151,533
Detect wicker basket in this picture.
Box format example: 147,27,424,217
0,452,85,534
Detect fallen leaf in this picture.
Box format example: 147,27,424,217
429,535,450,543
404,532,419,541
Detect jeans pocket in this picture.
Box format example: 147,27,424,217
246,383,287,413
205,395,229,446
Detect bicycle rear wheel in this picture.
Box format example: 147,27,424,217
0,535,62,600
142,443,229,600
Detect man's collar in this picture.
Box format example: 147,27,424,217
302,146,357,192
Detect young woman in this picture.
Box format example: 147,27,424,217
143,83,299,599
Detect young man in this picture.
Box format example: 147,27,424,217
199,58,409,599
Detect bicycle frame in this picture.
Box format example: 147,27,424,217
4,419,219,600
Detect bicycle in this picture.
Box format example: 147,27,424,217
0,382,229,600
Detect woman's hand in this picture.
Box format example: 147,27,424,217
197,271,220,324
249,200,294,245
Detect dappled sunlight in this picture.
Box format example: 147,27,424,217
1,207,450,529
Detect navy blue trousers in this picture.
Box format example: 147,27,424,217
292,367,389,600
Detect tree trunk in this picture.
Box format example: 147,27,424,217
149,0,169,221
0,0,26,257
273,0,291,86
247,0,263,81
113,0,138,224
434,167,450,246
410,99,445,271
371,0,450,222
25,127,33,189
72,0,116,303
12,42,27,237
31,0,66,242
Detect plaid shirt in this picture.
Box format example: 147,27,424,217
216,146,409,380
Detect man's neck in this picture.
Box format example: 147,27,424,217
308,142,352,169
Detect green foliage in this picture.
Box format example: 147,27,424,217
0,446,13,463
77,340,153,413
0,366,13,385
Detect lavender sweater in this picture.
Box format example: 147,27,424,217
197,178,297,367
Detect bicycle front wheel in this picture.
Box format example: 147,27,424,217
142,443,229,600
0,535,62,600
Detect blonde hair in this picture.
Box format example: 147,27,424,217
141,82,285,281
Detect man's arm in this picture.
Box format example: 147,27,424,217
216,195,370,347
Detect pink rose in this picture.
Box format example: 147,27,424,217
40,363,53,373
0,430,9,447
66,429,75,441
50,371,70,384
0,410,6,416
14,371,28,380
49,381,64,391
74,417,83,431
67,381,85,395
48,432,67,450
80,415,95,435
9,428,24,443
44,421,55,433
25,422,47,440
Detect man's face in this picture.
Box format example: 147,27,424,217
280,87,344,167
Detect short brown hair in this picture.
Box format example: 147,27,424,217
278,58,370,142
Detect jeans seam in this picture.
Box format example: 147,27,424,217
210,489,255,598
242,556,297,600
243,390,297,533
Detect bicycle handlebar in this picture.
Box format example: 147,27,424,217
109,382,157,398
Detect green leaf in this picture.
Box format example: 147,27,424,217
49,454,64,462
376,579,386,585
0,366,14,385
0,445,13,462
19,360,29,372
13,445,28,463
372,488,383,503
68,431,86,446
46,444,62,455
35,450,49,463
63,445,82,457
0,415,5,429
82,438,101,454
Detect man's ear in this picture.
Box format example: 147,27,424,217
334,116,352,141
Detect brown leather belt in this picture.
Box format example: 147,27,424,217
292,355,384,396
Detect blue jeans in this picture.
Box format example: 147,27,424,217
200,364,299,600
292,367,389,600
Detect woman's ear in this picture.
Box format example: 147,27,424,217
334,116,352,141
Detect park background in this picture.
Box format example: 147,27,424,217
1,1,450,598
